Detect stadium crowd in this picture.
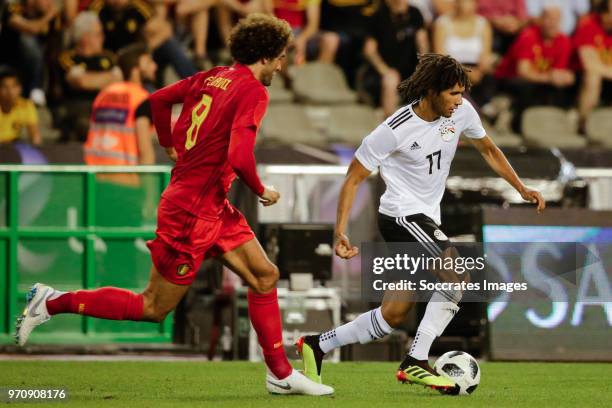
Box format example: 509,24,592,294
0,0,611,148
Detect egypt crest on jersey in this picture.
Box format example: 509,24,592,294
439,119,456,142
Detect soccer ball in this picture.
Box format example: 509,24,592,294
433,351,480,395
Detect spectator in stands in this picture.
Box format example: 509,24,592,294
478,0,528,54
574,0,612,134
84,43,157,220
57,12,121,142
272,0,323,64
174,0,263,68
0,0,62,106
84,43,156,179
361,0,428,117
0,68,41,145
433,0,495,107
526,0,590,35
89,0,196,82
495,4,575,133
319,0,378,85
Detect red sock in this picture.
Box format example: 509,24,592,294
46,287,144,321
248,288,292,379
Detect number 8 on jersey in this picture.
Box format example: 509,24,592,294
185,93,212,150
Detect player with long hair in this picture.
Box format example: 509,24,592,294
298,54,544,392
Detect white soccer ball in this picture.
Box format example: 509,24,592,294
433,351,480,395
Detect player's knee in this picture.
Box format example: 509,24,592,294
141,292,171,323
143,305,171,323
252,263,280,294
436,247,464,283
381,306,408,328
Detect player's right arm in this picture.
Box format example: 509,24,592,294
149,73,201,149
335,158,371,259
336,124,397,259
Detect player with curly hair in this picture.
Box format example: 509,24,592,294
15,14,333,396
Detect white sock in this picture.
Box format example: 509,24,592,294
408,330,436,360
319,307,393,354
409,291,460,361
48,290,66,301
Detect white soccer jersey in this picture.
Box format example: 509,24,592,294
355,99,486,225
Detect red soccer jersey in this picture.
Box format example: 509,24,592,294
495,25,572,79
149,64,267,219
573,13,612,70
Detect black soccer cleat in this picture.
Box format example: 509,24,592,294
296,335,325,384
396,354,458,393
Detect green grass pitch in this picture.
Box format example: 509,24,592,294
1,360,610,407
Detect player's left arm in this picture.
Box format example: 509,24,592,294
228,87,271,203
469,135,545,213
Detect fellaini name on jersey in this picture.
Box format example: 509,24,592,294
204,76,232,91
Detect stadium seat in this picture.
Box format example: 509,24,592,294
585,107,612,147
260,104,327,146
495,134,524,147
521,107,587,148
268,76,294,104
290,62,357,105
481,119,523,148
326,104,380,145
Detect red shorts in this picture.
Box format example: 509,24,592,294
146,198,255,285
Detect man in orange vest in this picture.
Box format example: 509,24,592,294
84,42,157,172
84,42,158,224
